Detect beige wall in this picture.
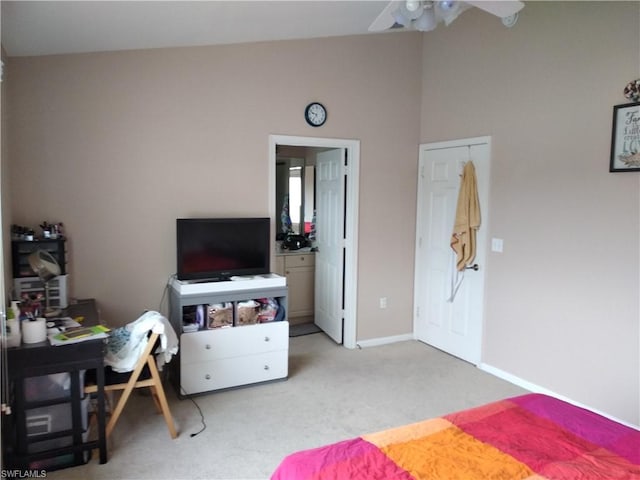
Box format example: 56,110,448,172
420,2,639,425
5,33,422,340
4,2,639,425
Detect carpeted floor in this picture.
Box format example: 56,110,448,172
46,333,527,480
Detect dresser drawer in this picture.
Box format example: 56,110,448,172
180,322,289,364
284,254,315,268
180,351,288,394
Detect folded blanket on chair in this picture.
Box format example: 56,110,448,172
104,310,179,373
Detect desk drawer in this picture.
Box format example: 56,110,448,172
180,350,288,394
180,322,288,364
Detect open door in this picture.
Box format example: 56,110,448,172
314,148,345,344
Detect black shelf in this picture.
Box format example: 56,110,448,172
11,238,67,278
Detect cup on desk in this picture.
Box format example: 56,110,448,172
22,317,47,344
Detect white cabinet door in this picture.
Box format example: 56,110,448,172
284,254,315,317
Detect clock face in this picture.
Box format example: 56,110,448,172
305,102,327,127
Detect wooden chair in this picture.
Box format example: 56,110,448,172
85,331,177,439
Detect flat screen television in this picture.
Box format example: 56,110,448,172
176,217,271,282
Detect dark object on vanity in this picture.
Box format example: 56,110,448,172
282,234,309,251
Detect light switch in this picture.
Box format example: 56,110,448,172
491,238,504,253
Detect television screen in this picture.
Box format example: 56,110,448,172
176,218,270,282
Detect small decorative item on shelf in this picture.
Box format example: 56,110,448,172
11,224,33,240
40,222,52,239
12,222,64,240
40,221,64,239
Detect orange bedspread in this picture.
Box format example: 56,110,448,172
271,394,640,479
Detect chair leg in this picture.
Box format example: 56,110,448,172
105,355,150,438
146,356,178,439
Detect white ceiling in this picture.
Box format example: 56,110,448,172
1,1,391,57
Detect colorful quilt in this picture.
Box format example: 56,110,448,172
271,394,640,479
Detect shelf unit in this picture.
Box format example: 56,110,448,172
12,239,67,278
168,275,289,397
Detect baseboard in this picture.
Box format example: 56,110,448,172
355,333,414,349
479,362,639,430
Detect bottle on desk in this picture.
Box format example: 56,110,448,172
5,303,22,347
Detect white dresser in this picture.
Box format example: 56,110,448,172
180,321,288,394
168,275,289,396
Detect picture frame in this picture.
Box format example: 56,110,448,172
610,101,640,172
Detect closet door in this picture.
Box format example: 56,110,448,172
414,137,491,365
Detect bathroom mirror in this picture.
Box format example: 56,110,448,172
275,146,315,239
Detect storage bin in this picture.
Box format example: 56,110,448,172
26,397,89,436
28,429,90,471
207,303,233,329
14,274,69,309
235,300,259,326
28,427,90,453
24,370,86,402
29,450,90,471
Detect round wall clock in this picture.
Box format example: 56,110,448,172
304,102,327,127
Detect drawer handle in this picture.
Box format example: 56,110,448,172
264,336,270,342
205,344,211,350
205,374,211,380
264,365,270,370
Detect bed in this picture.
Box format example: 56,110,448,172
271,394,640,479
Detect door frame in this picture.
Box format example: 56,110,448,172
269,135,359,349
413,136,491,364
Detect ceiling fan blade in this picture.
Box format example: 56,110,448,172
368,1,402,32
465,1,524,18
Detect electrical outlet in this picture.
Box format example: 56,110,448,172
379,297,387,309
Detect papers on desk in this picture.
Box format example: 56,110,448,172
47,317,82,330
48,324,111,346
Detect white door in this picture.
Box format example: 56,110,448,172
314,148,345,343
414,137,490,365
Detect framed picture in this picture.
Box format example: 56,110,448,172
610,101,640,172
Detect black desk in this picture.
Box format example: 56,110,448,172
4,299,107,470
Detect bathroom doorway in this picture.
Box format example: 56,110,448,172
269,135,359,349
